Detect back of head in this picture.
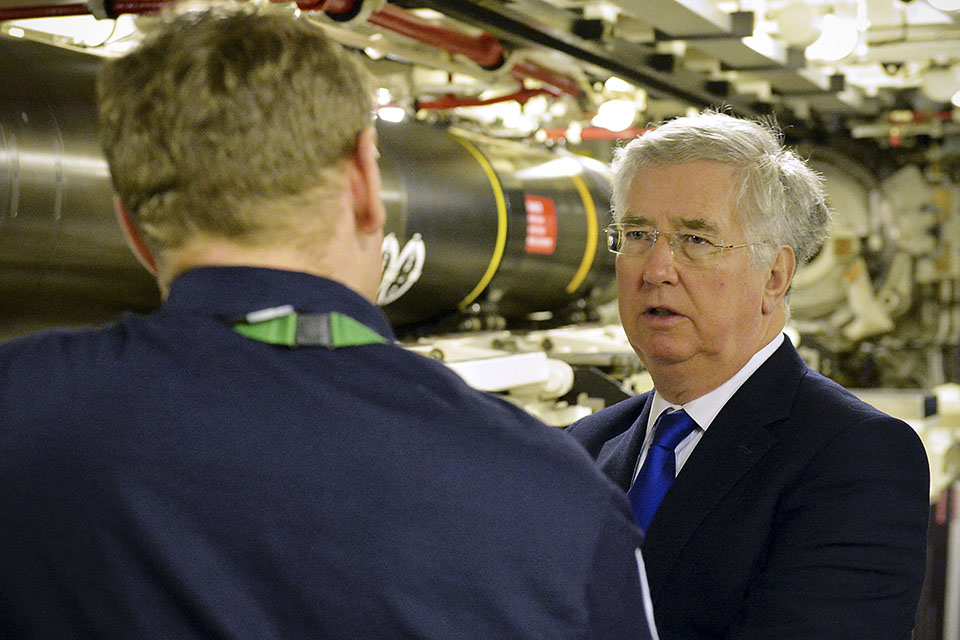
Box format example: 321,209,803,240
97,1,374,253
611,109,831,266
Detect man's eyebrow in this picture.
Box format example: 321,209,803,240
618,214,721,236
676,217,720,235
619,214,653,226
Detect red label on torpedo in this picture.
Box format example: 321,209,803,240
524,195,557,255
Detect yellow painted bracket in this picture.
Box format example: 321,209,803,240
449,133,508,311
565,172,598,294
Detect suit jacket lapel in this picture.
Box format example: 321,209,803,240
641,340,806,600
596,394,653,491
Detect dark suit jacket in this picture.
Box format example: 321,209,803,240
568,338,930,640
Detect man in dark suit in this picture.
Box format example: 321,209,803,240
568,110,929,640
0,4,657,638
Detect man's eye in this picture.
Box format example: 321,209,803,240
626,229,653,241
682,234,712,246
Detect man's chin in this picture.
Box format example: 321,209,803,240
633,337,695,368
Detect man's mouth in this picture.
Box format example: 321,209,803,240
646,306,679,317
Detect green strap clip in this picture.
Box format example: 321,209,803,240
231,305,387,348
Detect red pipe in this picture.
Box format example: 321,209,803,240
0,3,89,19
416,88,551,110
510,60,581,98
887,110,955,123
295,0,504,69
0,0,166,20
110,0,166,14
288,0,354,12
364,4,504,69
542,127,651,141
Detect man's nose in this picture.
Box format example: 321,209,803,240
641,233,680,284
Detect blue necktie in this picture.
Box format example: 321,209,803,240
627,410,698,530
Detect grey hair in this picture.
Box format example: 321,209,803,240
610,110,831,267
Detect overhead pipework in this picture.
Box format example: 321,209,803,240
0,0,586,97
3,0,959,175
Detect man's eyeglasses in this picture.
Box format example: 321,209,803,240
605,225,762,266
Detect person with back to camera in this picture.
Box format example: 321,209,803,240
567,109,930,640
0,3,659,638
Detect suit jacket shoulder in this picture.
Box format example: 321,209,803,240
567,391,652,489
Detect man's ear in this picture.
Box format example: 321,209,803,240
349,127,386,235
762,244,796,315
114,197,158,275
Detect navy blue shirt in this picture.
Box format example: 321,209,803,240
0,267,654,640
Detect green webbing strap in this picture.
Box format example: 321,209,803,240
230,306,387,348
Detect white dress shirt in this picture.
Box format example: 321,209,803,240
631,333,785,484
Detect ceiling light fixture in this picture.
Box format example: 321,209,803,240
591,99,637,131
927,0,960,13
921,66,960,103
775,2,822,48
805,14,860,62
377,106,406,123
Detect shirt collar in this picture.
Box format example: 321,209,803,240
162,266,396,342
649,332,785,432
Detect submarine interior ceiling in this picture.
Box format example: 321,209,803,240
1,0,959,429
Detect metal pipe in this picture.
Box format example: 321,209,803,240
290,0,356,12
356,3,504,69
415,88,551,110
0,2,88,19
0,0,167,19
541,127,651,141
509,60,581,97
